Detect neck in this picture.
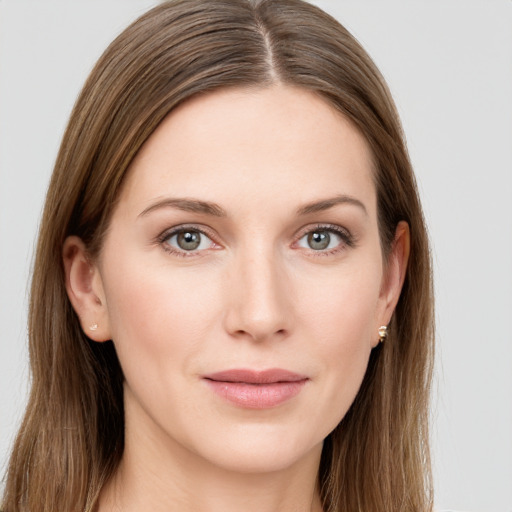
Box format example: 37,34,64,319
98,411,324,512
99,444,324,512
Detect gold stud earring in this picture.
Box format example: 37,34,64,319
89,323,98,332
378,325,388,343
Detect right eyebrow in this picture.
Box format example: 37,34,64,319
138,197,227,218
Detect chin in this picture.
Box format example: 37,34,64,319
205,443,322,475
183,422,326,475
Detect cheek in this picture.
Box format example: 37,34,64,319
294,262,381,426
297,261,382,347
101,252,222,364
99,254,227,432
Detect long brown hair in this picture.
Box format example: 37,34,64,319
2,1,434,511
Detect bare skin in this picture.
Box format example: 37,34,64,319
64,85,409,512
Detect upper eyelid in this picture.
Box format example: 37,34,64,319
158,224,217,241
294,223,352,239
158,222,350,237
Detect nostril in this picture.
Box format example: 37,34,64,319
230,326,288,342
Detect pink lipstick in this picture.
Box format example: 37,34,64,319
203,369,308,409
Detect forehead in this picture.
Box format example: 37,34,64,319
119,85,376,218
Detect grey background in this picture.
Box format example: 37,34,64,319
1,1,511,510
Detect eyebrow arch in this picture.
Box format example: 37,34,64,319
138,198,227,218
297,195,368,216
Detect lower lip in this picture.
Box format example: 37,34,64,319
204,379,307,409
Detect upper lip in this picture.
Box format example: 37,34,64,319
203,368,308,384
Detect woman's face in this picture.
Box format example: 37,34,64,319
71,85,406,474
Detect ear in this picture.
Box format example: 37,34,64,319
62,236,111,342
373,221,410,346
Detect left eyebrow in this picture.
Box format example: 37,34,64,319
296,195,368,217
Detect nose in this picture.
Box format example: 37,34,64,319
223,247,292,343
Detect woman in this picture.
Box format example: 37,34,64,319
1,1,434,511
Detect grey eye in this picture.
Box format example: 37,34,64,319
307,231,331,250
177,231,201,250
166,229,212,252
297,229,343,251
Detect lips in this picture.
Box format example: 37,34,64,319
203,369,308,409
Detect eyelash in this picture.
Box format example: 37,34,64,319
156,223,356,258
295,223,356,256
156,224,219,258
